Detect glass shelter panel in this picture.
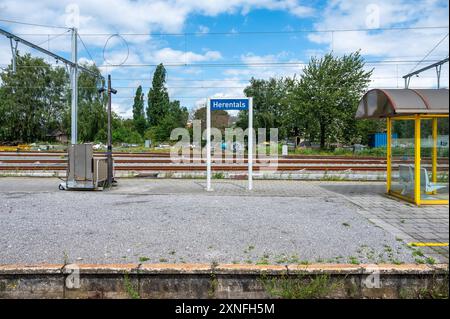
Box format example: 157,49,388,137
390,119,415,201
420,118,449,202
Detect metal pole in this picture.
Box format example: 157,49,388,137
414,115,421,206
432,117,438,184
9,38,17,73
436,65,442,89
248,97,253,191
206,98,212,191
107,75,113,187
70,28,78,145
386,117,392,194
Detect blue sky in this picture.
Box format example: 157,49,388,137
0,0,449,118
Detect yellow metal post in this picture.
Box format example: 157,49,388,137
414,115,421,206
432,117,438,184
386,117,392,193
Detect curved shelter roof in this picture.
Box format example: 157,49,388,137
356,88,449,119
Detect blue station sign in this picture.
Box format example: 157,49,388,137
210,98,249,111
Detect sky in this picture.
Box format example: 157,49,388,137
0,0,449,118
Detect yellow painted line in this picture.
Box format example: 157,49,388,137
408,242,449,247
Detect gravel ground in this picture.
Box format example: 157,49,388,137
0,178,417,265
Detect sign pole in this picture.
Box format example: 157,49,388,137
206,98,212,191
248,97,253,190
207,97,252,192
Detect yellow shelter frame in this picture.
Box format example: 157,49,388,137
386,114,449,206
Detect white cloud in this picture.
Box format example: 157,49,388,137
0,0,314,37
111,102,132,118
308,0,449,59
306,0,449,88
147,47,222,64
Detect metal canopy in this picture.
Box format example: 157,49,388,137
356,88,449,119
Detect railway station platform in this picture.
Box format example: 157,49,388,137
0,178,447,265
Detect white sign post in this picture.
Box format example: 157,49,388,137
206,97,253,191
248,97,253,190
206,98,212,191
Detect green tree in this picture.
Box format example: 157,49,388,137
145,100,188,142
64,64,107,142
132,85,146,136
237,78,294,139
0,53,68,142
291,52,372,148
146,63,169,126
194,106,230,133
113,118,144,144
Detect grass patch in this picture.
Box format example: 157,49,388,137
260,274,342,299
124,273,140,299
399,273,449,299
213,172,225,179
138,256,150,262
415,258,425,264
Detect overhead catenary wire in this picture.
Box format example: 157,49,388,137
96,59,450,68
36,29,71,47
73,25,450,37
1,59,445,69
77,33,96,65
0,18,70,30
2,78,449,90
9,25,449,38
3,84,447,95
407,33,449,74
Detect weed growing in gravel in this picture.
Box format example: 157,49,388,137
412,249,424,257
243,245,255,254
63,251,69,265
391,259,404,265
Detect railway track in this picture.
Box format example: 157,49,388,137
0,151,448,172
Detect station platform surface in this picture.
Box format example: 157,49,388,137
0,178,448,265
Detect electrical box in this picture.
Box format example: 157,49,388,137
63,143,113,190
67,144,94,189
93,157,109,187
